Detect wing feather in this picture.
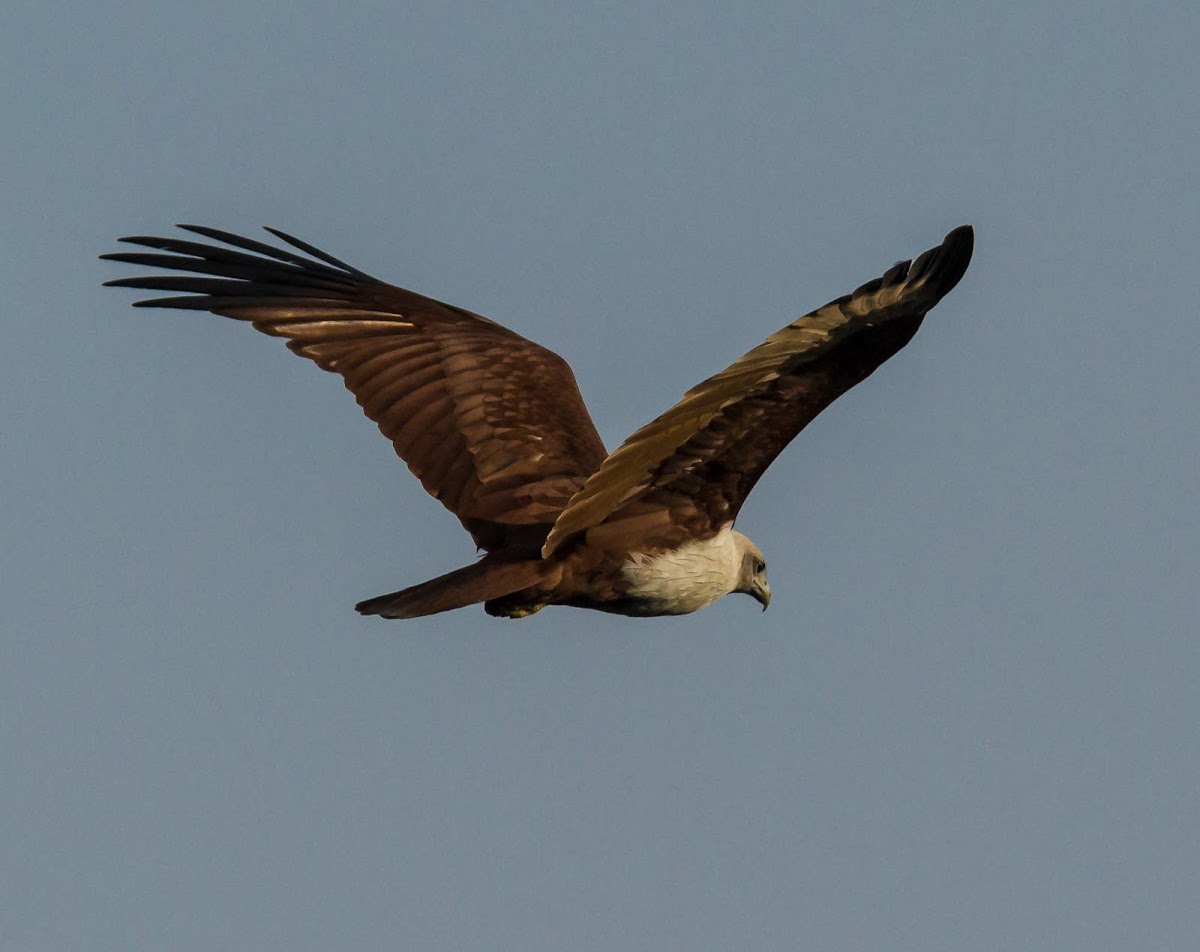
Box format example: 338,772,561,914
543,225,974,556
103,226,607,548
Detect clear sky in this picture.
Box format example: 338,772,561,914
4,1,1197,949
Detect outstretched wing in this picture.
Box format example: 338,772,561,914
103,226,607,550
543,225,974,556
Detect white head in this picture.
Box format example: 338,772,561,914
732,530,771,611
621,524,772,615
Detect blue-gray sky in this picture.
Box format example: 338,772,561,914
4,1,1197,948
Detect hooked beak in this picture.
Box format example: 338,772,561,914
752,579,772,612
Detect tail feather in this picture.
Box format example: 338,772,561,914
355,553,549,619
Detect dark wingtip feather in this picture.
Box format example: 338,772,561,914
101,224,378,311
127,297,220,309
107,236,181,251
262,226,367,275
102,276,170,289
945,223,974,245
172,224,318,268
930,224,974,294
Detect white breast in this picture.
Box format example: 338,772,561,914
621,524,743,615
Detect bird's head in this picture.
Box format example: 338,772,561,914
733,531,771,611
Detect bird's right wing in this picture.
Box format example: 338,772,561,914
543,225,974,555
103,226,608,550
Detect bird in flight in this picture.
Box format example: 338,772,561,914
103,223,973,620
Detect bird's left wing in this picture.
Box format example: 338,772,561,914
543,225,974,556
103,226,608,550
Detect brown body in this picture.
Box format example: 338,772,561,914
104,223,973,619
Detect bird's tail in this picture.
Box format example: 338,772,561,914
355,552,551,619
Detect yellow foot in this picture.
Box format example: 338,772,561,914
485,600,547,618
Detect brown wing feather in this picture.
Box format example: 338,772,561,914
543,225,974,556
103,225,607,548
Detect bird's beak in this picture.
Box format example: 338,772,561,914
753,579,772,612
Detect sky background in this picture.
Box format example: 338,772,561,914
3,1,1198,949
